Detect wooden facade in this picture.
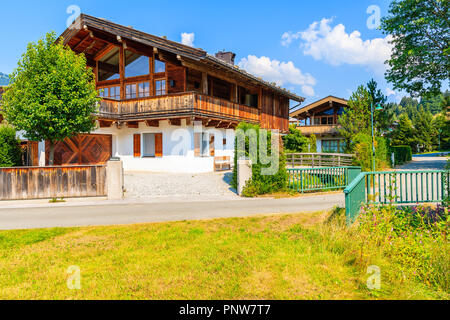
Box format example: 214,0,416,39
60,14,303,133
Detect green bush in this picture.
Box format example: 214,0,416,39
309,134,317,153
357,204,449,291
351,133,389,171
232,122,288,197
390,145,412,166
282,125,309,153
0,124,22,167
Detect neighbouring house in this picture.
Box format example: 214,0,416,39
34,14,303,173
290,96,348,154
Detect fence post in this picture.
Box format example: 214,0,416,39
291,154,295,168
347,167,362,185
311,154,315,168
106,160,124,200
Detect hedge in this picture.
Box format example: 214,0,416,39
391,145,412,166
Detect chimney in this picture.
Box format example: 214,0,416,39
215,51,236,65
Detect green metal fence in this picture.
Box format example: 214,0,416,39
344,170,450,225
288,167,361,193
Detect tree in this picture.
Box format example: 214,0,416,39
0,124,22,167
391,113,415,148
367,79,394,133
338,85,371,145
412,107,436,152
381,0,450,98
282,125,309,153
432,113,450,150
2,32,100,165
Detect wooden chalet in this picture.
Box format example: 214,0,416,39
290,96,348,154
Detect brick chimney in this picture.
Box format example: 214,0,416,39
215,51,236,65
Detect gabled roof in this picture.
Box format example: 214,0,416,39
60,14,305,102
290,95,347,118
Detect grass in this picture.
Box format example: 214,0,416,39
0,211,446,300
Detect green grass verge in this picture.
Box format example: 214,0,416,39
0,211,446,300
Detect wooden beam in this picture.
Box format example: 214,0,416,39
98,120,113,128
201,72,208,95
126,121,139,129
94,43,116,60
169,118,182,126
145,120,159,127
74,32,94,51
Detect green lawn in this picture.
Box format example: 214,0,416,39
0,211,446,300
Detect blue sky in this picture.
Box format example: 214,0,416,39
0,0,401,105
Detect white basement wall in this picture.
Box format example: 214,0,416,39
95,119,235,173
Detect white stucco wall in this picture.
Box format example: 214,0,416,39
95,119,235,173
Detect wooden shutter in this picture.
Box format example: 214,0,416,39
209,134,215,157
155,133,163,157
194,133,201,157
133,134,141,158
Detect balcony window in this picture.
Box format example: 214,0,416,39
126,84,137,99
155,80,166,96
322,140,346,153
99,86,120,100
97,47,120,82
155,59,166,73
125,50,150,78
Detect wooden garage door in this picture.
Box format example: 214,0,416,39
46,134,112,165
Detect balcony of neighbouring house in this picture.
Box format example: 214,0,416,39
295,124,340,136
97,91,260,124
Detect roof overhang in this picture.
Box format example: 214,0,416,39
60,14,305,103
290,95,348,118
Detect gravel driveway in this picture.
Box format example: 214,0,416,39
124,171,240,201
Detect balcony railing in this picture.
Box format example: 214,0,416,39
97,92,260,123
295,124,340,135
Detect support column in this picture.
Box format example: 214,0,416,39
106,160,124,200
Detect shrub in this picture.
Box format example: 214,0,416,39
351,133,389,171
0,124,22,167
356,204,449,291
232,122,288,197
309,134,317,153
390,145,413,166
283,125,309,153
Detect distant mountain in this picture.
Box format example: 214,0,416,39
0,72,9,85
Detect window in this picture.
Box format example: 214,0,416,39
155,80,166,96
313,118,320,125
97,47,120,82
154,59,166,73
99,86,120,100
125,50,150,78
126,84,137,99
322,140,339,153
194,132,211,157
138,82,150,98
201,132,210,157
322,140,346,153
142,133,156,157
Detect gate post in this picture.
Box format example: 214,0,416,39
106,159,124,200
237,158,252,196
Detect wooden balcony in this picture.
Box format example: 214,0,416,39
296,125,340,136
98,92,260,124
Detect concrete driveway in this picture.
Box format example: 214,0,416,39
395,156,448,171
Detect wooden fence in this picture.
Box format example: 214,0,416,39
0,165,107,201
286,153,355,168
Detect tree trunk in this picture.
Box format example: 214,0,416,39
48,141,56,166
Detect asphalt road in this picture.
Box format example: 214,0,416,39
0,193,344,230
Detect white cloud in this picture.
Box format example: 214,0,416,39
386,88,403,103
282,18,393,73
181,33,195,47
386,88,396,96
237,55,317,96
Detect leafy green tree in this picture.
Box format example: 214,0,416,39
338,85,371,145
381,0,450,97
0,124,22,167
282,125,309,153
432,113,450,150
309,134,317,153
2,32,100,165
412,107,437,152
